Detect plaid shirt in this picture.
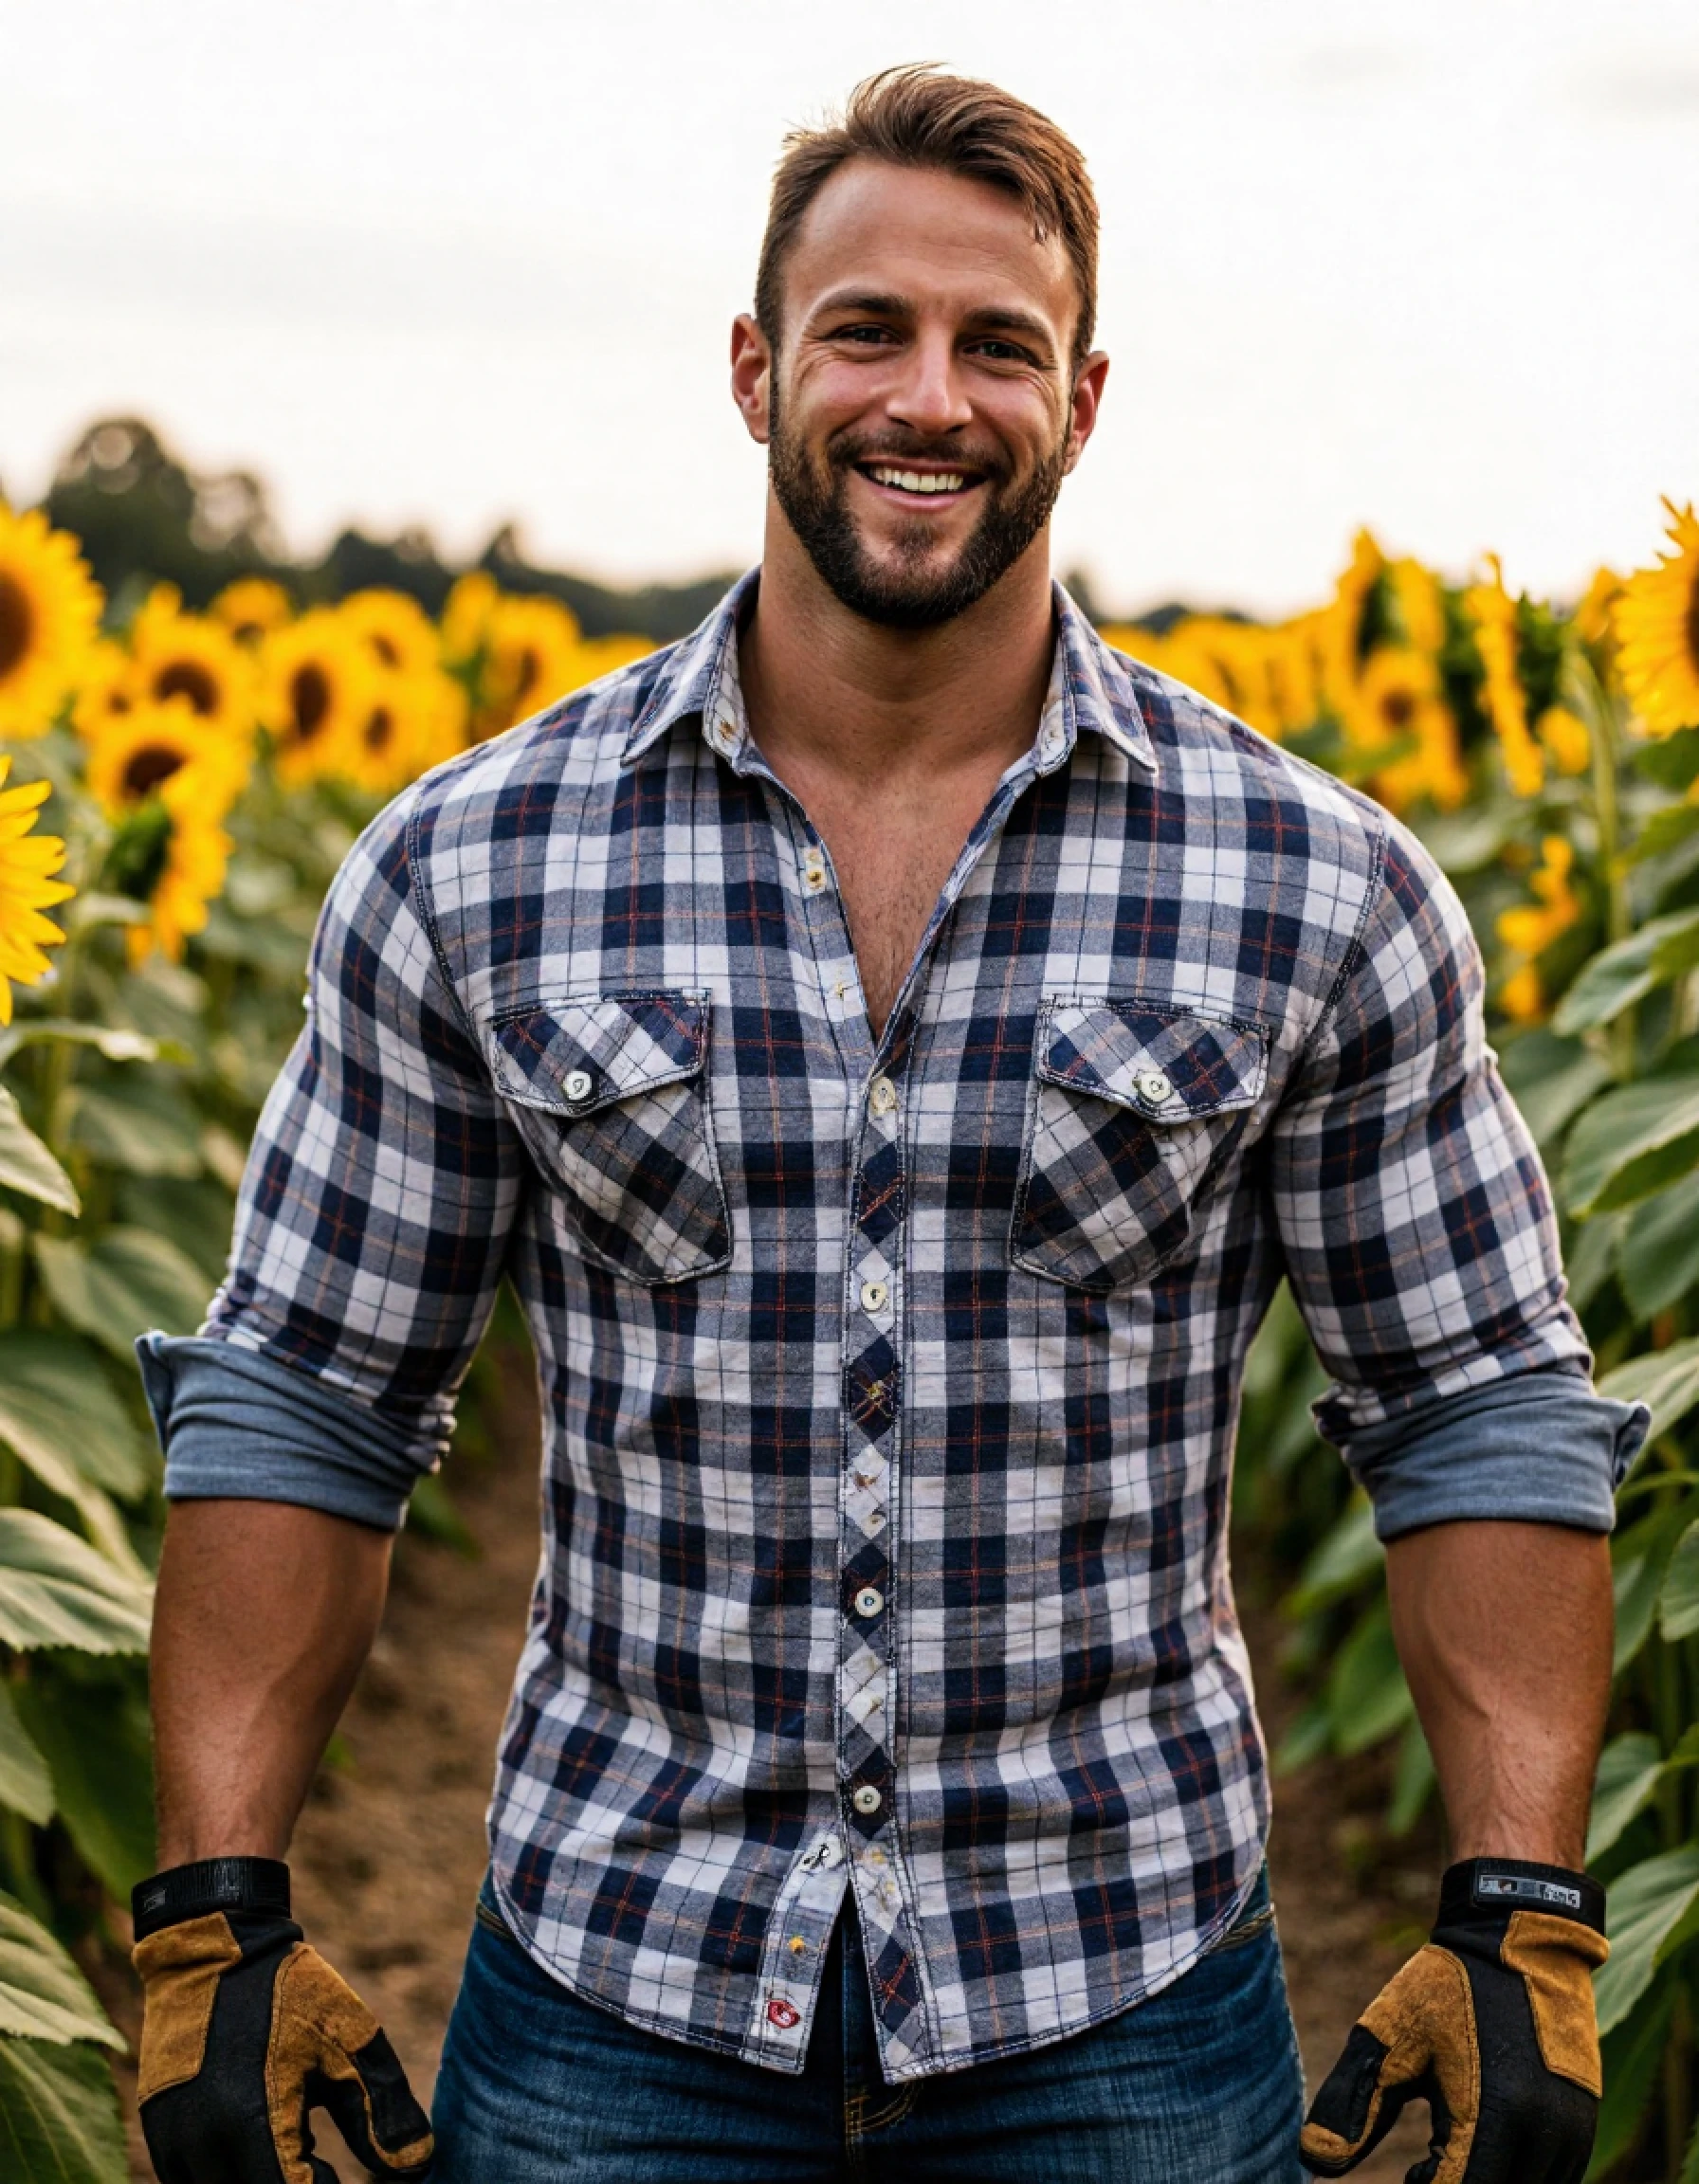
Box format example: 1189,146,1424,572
207,575,1587,2080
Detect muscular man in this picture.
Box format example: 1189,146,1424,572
131,66,1642,2184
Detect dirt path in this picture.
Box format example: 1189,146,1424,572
115,1378,1442,2180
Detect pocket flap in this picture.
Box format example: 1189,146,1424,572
1036,1001,1268,1121
486,991,709,1115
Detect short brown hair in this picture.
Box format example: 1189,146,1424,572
755,65,1100,371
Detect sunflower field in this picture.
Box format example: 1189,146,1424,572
1,486,1698,2179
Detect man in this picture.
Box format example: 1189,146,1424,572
131,65,1641,2184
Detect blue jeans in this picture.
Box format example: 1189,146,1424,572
430,1866,1305,2181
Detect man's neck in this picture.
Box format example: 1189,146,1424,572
739,510,1057,792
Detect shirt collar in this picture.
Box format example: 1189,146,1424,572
622,568,1156,777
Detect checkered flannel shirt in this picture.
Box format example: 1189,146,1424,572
197,574,1594,2081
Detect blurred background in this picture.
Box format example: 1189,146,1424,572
5,0,1697,614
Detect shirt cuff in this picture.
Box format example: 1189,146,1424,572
1332,1363,1648,1543
136,1332,437,1533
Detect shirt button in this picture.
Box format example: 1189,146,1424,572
868,1076,899,1117
803,855,826,889
851,1785,883,1815
853,1585,884,1618
562,1068,594,1103
1136,1068,1174,1105
766,1996,800,2029
859,1279,888,1313
715,719,737,751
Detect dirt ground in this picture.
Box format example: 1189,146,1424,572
109,1374,1443,2181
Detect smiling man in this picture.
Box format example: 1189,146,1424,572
131,66,1640,2184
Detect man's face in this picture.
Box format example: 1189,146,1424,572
740,159,1105,630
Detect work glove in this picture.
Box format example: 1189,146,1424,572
1300,1857,1608,2184
132,1855,434,2183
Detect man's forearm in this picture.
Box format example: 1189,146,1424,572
1385,1518,1613,1866
151,1498,393,1865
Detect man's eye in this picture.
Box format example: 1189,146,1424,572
831,324,897,344
971,339,1034,364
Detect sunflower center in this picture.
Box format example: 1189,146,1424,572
122,744,188,799
372,635,400,667
289,664,331,741
1380,689,1416,729
514,646,541,702
0,572,34,680
364,705,394,752
155,660,220,715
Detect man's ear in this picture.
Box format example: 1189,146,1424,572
730,313,773,446
1062,351,1110,476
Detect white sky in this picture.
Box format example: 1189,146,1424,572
3,0,1696,616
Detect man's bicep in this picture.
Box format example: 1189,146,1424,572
207,803,524,1428
1269,828,1587,1445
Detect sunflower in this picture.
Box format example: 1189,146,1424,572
127,587,257,748
72,638,142,740
257,610,377,785
338,590,444,680
1573,566,1622,654
1465,560,1544,796
1536,704,1591,777
1318,529,1387,713
1261,614,1326,737
82,699,247,817
1494,834,1580,1024
1345,646,1469,812
0,756,74,1023
129,779,233,966
346,666,469,795
1614,500,1699,736
1387,556,1446,656
476,594,585,737
1102,623,1238,714
210,576,294,645
0,504,103,738
441,571,499,662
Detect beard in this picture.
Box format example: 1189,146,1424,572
767,382,1069,631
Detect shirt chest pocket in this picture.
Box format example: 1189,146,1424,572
484,990,732,1284
1011,999,1270,1294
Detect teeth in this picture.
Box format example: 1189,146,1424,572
869,466,967,495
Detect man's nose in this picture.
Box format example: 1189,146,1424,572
884,331,974,437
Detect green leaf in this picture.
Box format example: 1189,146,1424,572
0,1019,167,1070
1564,1075,1699,1216
0,1090,78,1218
1681,2113,1699,2184
1552,908,1699,1034
65,1075,204,1179
1586,1732,1665,1862
1565,1210,1624,1314
32,1227,210,1358
0,2033,127,2184
1595,1843,1699,2034
115,1175,235,1287
0,1332,154,1501
14,1674,155,1898
1599,1338,1699,1440
1584,1978,1675,2179
1633,726,1699,792
0,1687,53,1828
1609,1505,1689,1675
1658,1518,1699,1642
1284,1494,1383,1617
1325,1605,1415,1756
1630,801,1699,864
1512,1050,1614,1154
0,1895,120,2048
1617,1172,1699,1321
0,1511,152,1655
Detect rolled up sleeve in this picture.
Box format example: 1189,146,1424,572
144,789,524,1518
1270,819,1643,1529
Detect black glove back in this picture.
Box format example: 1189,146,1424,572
133,1857,434,2184
1299,1857,1608,2184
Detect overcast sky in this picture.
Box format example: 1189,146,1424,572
3,0,1696,615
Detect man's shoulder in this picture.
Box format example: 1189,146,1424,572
393,640,685,849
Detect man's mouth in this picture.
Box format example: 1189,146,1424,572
857,463,983,500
